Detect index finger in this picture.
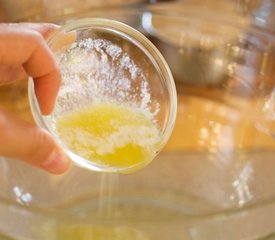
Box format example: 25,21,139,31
6,23,59,39
0,24,60,115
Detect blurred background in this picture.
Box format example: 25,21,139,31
0,0,266,23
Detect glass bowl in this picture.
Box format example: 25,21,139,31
1,2,275,240
28,18,177,173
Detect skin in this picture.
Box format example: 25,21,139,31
0,23,70,174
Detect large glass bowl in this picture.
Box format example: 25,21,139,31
1,1,275,240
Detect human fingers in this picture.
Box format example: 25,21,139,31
0,23,58,85
17,22,59,39
0,65,27,85
0,24,60,115
0,107,70,174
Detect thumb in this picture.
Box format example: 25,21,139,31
0,108,70,174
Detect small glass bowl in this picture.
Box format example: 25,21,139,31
29,18,177,173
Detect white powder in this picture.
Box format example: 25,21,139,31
52,38,158,119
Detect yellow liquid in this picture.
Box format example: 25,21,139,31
56,103,161,173
56,224,149,240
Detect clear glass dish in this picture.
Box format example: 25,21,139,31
1,1,275,240
28,18,177,173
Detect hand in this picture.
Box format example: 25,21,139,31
0,23,70,174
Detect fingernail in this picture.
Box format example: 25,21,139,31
41,149,70,174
